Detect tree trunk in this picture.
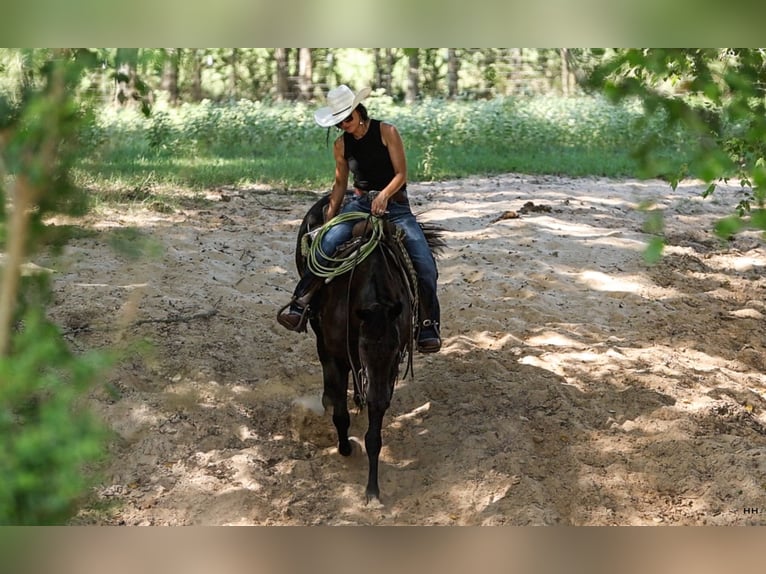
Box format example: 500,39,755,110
560,48,569,96
228,48,239,100
372,48,393,94
162,48,180,105
190,49,203,102
114,63,136,106
406,49,419,104
482,49,497,97
290,48,300,99
373,49,383,89
274,48,289,101
298,48,313,101
383,49,394,94
447,48,459,98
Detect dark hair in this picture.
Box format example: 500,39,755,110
355,103,369,123
326,103,371,146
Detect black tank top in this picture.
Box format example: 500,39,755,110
343,119,406,193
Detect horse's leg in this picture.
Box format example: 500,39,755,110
364,399,388,503
320,357,352,457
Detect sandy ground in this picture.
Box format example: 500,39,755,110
42,173,766,525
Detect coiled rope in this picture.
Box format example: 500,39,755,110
303,212,384,280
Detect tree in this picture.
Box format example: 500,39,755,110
110,49,152,112
560,48,572,96
372,48,396,96
421,49,443,95
405,49,419,103
274,48,290,101
189,49,204,102
228,48,240,100
373,49,385,92
161,48,180,105
298,48,313,101
447,48,459,98
113,48,138,106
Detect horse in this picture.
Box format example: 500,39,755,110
293,192,443,504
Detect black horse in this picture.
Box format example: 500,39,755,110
293,193,443,503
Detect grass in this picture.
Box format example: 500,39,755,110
74,95,695,200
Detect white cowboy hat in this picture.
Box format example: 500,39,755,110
314,85,372,128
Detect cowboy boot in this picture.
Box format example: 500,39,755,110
417,319,441,353
277,272,324,332
416,287,442,353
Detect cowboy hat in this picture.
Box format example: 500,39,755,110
314,85,372,128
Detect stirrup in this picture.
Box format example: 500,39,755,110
276,300,310,333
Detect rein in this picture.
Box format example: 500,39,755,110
345,217,371,408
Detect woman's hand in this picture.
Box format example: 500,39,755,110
371,193,390,217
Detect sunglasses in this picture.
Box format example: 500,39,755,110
335,112,354,129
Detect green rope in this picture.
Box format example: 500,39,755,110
304,211,384,279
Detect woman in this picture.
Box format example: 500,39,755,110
277,85,441,353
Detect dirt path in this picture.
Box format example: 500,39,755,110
45,174,766,525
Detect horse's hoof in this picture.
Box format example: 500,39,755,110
365,491,383,508
338,440,353,457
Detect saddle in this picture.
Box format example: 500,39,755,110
321,218,417,296
297,216,417,326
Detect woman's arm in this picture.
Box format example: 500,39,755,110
371,122,407,216
325,136,349,222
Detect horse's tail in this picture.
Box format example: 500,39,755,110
419,222,447,256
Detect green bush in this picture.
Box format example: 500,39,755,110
0,307,110,525
78,94,695,192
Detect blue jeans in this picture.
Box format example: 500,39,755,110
309,192,440,326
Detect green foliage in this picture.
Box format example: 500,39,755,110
0,308,110,525
587,48,766,237
0,49,111,524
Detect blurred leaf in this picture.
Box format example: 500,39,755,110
714,215,744,239
752,164,766,193
107,227,163,261
644,236,665,264
750,208,766,231
642,209,664,235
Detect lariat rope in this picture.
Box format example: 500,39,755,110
302,212,384,280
